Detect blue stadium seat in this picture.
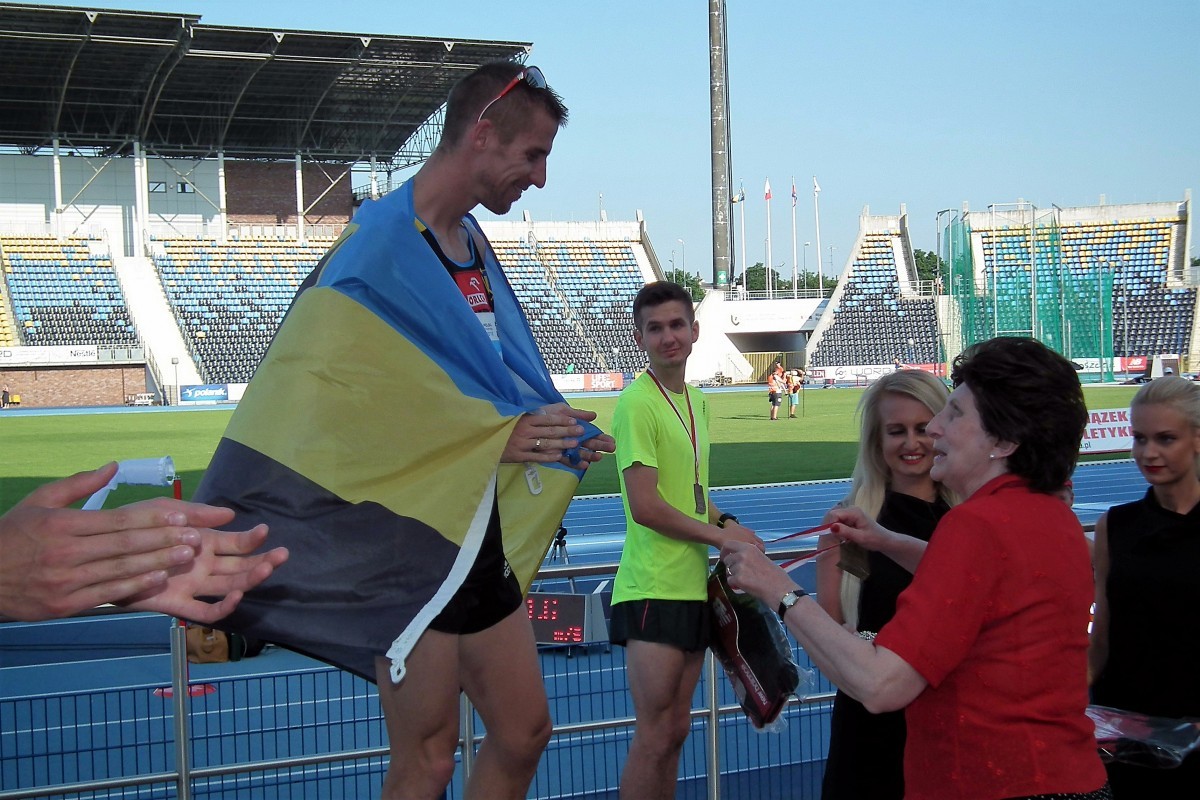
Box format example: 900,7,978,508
0,236,139,348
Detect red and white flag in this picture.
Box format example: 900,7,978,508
764,179,772,201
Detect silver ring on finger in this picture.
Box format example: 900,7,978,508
533,438,542,451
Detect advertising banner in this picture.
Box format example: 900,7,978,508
0,345,98,365
583,372,624,392
805,363,946,384
181,384,230,403
1080,407,1132,454
1122,355,1147,373
551,374,586,393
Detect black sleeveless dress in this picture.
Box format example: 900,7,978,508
1091,488,1200,798
820,491,949,800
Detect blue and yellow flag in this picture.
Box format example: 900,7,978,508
195,180,600,682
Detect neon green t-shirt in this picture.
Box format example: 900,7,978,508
612,372,712,603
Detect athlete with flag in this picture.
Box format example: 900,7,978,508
195,62,614,800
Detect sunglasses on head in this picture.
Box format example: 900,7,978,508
476,66,547,123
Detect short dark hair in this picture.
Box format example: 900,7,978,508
951,336,1087,492
632,281,695,330
441,61,568,146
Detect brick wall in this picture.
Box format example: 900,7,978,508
0,366,148,408
225,162,353,226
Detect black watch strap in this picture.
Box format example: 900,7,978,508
718,513,739,528
777,588,808,620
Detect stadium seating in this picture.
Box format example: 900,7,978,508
811,230,941,367
973,217,1191,358
6,211,1184,386
153,233,648,384
0,236,139,348
152,237,331,384
0,280,17,347
487,238,645,374
1064,218,1192,357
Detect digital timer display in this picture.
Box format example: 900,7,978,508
526,592,604,645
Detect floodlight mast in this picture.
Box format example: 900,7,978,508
708,0,733,290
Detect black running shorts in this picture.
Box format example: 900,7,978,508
609,598,711,653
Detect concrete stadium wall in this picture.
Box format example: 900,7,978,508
1058,200,1185,225
0,155,53,232
714,298,822,333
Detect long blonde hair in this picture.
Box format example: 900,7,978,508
844,370,957,516
1131,375,1200,474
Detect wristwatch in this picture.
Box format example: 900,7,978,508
777,588,808,620
717,513,739,528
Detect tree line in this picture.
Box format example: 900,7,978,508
665,250,946,298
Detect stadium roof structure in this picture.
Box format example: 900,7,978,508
0,3,531,163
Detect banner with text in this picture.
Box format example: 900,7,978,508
181,384,230,403
0,345,98,365
551,374,586,393
550,373,625,392
1080,407,1132,454
583,372,625,392
805,363,947,383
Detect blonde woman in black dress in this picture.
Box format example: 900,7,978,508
1090,375,1200,797
815,369,955,799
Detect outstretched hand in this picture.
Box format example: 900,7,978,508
0,463,287,622
119,522,287,623
722,519,767,552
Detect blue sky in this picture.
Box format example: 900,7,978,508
24,1,1200,281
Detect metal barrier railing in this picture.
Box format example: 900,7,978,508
0,543,832,800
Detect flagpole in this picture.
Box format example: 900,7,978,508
790,177,798,299
765,178,773,297
813,176,823,295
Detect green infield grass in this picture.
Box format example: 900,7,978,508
0,385,1138,514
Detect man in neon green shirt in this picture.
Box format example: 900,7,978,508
610,281,763,800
